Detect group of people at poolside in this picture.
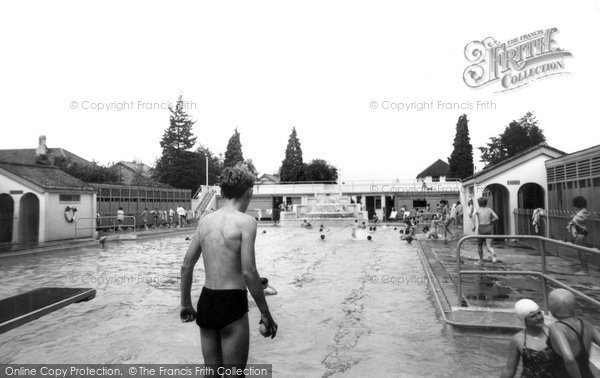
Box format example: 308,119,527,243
102,205,196,232
502,290,600,377
140,205,193,230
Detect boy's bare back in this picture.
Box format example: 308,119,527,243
196,207,257,290
475,207,497,225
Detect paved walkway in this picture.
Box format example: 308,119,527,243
418,237,600,325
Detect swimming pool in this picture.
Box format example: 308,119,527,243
0,226,510,376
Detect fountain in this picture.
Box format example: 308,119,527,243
304,195,356,218
280,195,367,226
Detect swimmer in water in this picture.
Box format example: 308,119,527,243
472,197,498,265
180,163,278,371
401,220,417,243
547,288,600,377
261,277,278,296
301,220,313,229
501,299,554,378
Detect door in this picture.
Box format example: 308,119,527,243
0,194,13,243
19,193,39,243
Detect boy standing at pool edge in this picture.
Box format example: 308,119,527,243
472,197,499,265
180,163,278,373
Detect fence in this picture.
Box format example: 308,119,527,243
92,183,192,229
514,208,600,249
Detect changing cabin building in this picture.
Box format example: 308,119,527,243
0,136,191,246
0,136,96,244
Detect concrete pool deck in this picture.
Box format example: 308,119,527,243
418,237,600,326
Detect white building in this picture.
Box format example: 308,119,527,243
0,163,96,244
0,136,97,245
461,143,565,236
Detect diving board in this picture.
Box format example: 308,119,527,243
0,287,96,334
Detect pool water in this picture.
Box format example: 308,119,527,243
0,226,510,376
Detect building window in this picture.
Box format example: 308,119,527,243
432,176,440,182
59,194,81,203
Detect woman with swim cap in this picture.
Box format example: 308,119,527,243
501,299,554,378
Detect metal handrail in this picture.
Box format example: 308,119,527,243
416,244,547,331
75,216,137,239
455,235,600,318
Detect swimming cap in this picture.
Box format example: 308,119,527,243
548,288,575,318
514,299,539,321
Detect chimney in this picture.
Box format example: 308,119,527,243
35,135,48,157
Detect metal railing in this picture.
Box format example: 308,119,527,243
75,216,137,239
455,235,600,318
416,246,537,331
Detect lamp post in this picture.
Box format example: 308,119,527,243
205,156,209,187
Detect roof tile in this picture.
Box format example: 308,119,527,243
0,163,96,192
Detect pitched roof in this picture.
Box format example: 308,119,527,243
113,161,152,177
258,173,280,183
0,163,96,192
462,143,565,182
416,159,450,178
545,144,600,166
0,148,91,166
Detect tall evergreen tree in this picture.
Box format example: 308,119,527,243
448,114,474,179
223,128,245,168
154,95,200,190
479,111,546,167
160,95,197,151
280,127,305,182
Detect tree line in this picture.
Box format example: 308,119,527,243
153,96,338,193
447,111,546,180
46,94,547,189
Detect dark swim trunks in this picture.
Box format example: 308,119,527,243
196,287,249,329
477,224,493,247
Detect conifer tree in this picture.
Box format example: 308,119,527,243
223,128,245,168
280,127,305,182
448,114,474,179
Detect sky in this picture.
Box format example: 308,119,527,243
1,1,599,181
